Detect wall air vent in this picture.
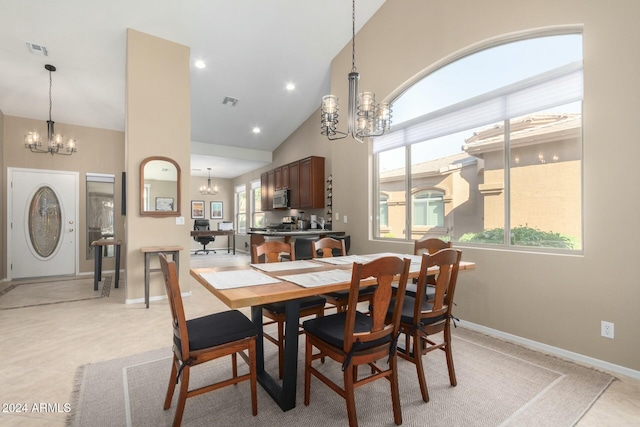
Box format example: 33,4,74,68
222,96,239,106
26,42,49,56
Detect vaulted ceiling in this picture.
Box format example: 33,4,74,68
0,0,386,177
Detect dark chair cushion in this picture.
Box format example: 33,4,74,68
263,296,326,314
403,283,436,300
303,311,391,351
325,285,377,300
174,309,257,352
387,296,446,326
196,236,215,244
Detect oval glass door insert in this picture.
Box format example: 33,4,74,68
29,186,62,258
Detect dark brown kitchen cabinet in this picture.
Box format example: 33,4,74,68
298,156,325,209
261,156,324,210
289,161,300,209
261,170,274,211
275,165,289,190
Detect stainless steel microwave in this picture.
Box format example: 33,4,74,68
273,189,289,209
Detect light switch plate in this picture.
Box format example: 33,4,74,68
176,216,185,225
343,215,348,224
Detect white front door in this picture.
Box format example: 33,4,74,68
8,168,78,279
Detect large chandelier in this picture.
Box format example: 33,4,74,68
200,168,218,195
25,64,78,155
321,0,391,143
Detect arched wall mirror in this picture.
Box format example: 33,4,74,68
140,156,181,217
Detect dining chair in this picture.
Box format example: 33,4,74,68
251,240,327,379
312,237,376,313
303,256,411,427
158,253,258,427
388,248,462,403
409,238,452,299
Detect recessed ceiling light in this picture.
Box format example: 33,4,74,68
252,127,261,134
286,83,295,91
194,60,206,69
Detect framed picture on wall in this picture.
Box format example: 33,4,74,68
155,197,174,212
191,200,205,219
210,201,223,219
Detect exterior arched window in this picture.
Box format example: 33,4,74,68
373,31,583,252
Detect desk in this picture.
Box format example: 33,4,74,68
191,254,475,411
91,239,122,291
141,246,183,308
190,230,235,254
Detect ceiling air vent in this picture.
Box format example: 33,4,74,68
222,96,239,107
26,42,49,56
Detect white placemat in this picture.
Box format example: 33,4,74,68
277,269,353,288
250,260,321,272
312,255,373,265
200,269,281,290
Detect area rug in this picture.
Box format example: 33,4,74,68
67,327,613,426
0,276,111,310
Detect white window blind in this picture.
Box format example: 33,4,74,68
373,61,583,154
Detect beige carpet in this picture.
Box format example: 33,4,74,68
68,327,613,427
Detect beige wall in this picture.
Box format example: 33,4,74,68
124,29,192,302
232,110,332,251
187,176,234,253
336,0,640,371
235,0,640,372
0,110,4,280
1,115,125,279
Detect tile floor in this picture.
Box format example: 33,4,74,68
0,254,638,426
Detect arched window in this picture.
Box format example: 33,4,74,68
373,32,583,251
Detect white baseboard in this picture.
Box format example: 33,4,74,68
460,320,640,380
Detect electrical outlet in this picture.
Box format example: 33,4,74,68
601,321,614,339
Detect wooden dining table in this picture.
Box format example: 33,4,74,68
190,253,475,411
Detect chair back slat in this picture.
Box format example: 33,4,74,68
251,241,295,264
343,256,410,351
158,253,190,358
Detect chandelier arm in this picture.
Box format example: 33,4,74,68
327,132,350,141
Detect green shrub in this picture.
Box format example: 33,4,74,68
459,226,574,249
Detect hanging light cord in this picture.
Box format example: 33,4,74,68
48,68,53,122
351,0,357,73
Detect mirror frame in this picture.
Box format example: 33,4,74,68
140,156,181,217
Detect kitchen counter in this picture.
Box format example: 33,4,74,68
248,229,345,246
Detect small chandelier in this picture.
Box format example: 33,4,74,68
25,64,78,155
321,0,391,143
200,168,218,195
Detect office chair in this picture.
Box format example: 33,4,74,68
193,219,216,255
